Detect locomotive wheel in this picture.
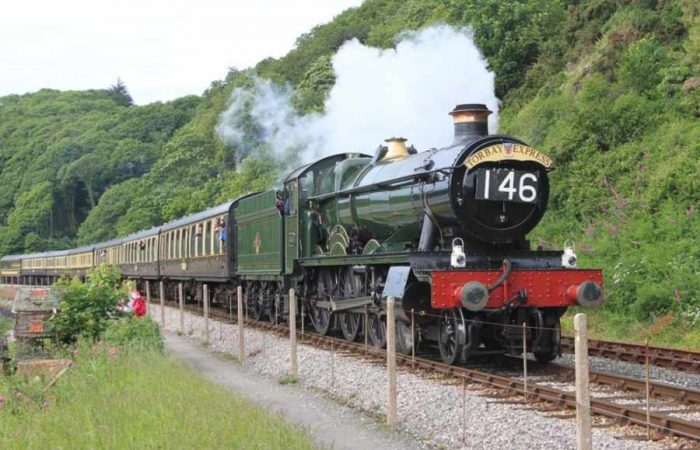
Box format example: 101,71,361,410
338,313,361,341
264,283,278,324
534,316,561,363
246,284,263,321
395,321,414,355
367,313,387,348
310,271,333,335
338,268,362,341
438,309,465,365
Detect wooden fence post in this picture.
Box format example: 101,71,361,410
289,288,297,379
574,313,592,450
203,284,209,345
386,296,397,427
237,286,245,362
159,281,165,327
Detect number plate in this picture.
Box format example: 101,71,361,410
475,168,538,203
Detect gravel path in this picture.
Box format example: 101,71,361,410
151,304,675,450
164,331,421,450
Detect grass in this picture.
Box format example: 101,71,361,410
0,346,315,449
277,374,297,385
561,308,700,350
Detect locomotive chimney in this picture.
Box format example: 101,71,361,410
449,103,492,145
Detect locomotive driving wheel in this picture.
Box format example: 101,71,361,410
264,282,279,324
246,283,263,321
438,308,466,365
367,313,387,348
310,270,333,335
338,268,362,341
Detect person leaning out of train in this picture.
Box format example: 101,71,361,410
216,218,226,242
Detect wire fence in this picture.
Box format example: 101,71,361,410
145,286,699,445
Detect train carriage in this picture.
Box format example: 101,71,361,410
20,251,69,285
94,238,123,267
0,255,22,285
65,245,95,279
159,203,232,283
119,227,161,280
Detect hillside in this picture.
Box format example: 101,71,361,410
0,0,698,340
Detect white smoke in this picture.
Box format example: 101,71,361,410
216,24,499,165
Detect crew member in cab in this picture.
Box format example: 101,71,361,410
276,188,290,216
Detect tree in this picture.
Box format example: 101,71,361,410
107,78,134,107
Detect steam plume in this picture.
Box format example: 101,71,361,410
217,25,499,165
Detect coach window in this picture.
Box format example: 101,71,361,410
213,218,221,254
180,229,186,258
176,228,185,259
195,223,202,257
202,221,211,256
173,230,180,258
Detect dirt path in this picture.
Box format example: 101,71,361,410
163,331,423,450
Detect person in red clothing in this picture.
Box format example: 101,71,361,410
131,290,147,317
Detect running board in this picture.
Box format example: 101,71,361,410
315,296,373,312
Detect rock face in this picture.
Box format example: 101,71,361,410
16,359,73,378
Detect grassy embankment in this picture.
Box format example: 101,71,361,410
0,344,315,449
562,308,700,350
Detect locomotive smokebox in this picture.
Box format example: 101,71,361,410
449,104,492,145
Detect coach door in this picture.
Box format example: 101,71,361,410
284,180,299,274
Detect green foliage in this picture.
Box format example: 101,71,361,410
102,316,163,351
618,38,668,94
50,265,128,342
0,89,199,254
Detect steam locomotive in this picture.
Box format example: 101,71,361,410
0,103,603,365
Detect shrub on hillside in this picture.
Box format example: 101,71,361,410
50,264,128,343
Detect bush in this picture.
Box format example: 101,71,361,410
50,264,128,343
102,316,163,351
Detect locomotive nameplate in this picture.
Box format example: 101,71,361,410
464,143,553,169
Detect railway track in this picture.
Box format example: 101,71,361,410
158,300,700,442
561,336,700,375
